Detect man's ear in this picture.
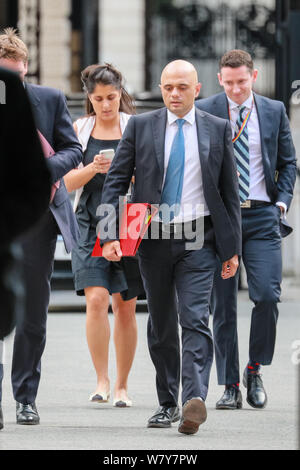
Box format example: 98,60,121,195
195,82,202,98
252,69,258,83
217,72,223,87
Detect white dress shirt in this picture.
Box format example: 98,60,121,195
162,106,210,223
228,93,286,213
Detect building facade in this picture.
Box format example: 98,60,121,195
0,0,299,277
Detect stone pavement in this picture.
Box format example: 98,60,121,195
0,281,299,451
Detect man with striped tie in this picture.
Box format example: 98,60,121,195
196,50,297,410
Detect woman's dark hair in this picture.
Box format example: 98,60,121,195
81,63,135,115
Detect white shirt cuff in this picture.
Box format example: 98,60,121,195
276,202,287,217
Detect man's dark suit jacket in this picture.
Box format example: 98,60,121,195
0,68,51,244
25,83,83,252
196,92,297,232
101,106,242,263
0,67,51,337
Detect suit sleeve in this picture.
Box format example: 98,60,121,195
45,91,83,183
276,103,297,209
99,116,136,243
219,121,242,256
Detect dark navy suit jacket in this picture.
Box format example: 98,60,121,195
196,92,297,211
0,67,51,338
25,83,83,252
0,68,51,244
101,106,242,263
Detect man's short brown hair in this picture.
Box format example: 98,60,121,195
219,50,253,72
0,27,28,63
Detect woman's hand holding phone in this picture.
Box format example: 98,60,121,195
92,151,114,174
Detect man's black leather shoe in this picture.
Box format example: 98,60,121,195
16,402,40,425
0,404,3,430
147,405,180,428
243,367,267,409
216,386,243,410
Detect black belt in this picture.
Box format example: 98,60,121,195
240,200,272,209
151,216,211,235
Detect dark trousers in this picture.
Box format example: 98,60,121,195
9,210,59,404
212,204,282,385
138,218,217,406
0,243,24,403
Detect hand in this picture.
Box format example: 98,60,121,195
221,255,239,280
102,241,122,262
92,154,112,174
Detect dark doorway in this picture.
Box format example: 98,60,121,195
0,0,18,30
70,0,99,92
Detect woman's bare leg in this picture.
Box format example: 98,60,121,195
85,286,111,396
111,293,137,402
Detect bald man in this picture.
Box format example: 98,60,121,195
100,60,241,434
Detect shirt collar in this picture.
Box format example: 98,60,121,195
227,92,253,111
167,106,195,126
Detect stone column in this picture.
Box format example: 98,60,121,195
18,0,40,83
99,0,145,94
39,0,71,92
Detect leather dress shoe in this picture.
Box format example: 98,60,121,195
243,367,267,409
216,386,243,410
16,402,40,425
178,397,207,435
0,404,3,430
147,405,180,428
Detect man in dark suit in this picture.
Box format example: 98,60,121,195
100,60,241,435
0,28,82,426
0,64,51,430
196,49,297,410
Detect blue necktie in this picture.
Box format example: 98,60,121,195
234,106,250,203
160,119,185,223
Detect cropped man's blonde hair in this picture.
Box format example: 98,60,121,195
0,27,28,63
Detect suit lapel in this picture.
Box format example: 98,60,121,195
152,108,167,177
152,107,211,187
25,83,40,107
213,93,230,120
253,93,273,182
25,83,49,140
195,108,210,172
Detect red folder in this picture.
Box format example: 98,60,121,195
92,203,158,257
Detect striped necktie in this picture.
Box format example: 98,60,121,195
234,106,250,203
160,118,185,223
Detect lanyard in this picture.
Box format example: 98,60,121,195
229,99,254,144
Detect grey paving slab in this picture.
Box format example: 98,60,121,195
0,294,299,450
